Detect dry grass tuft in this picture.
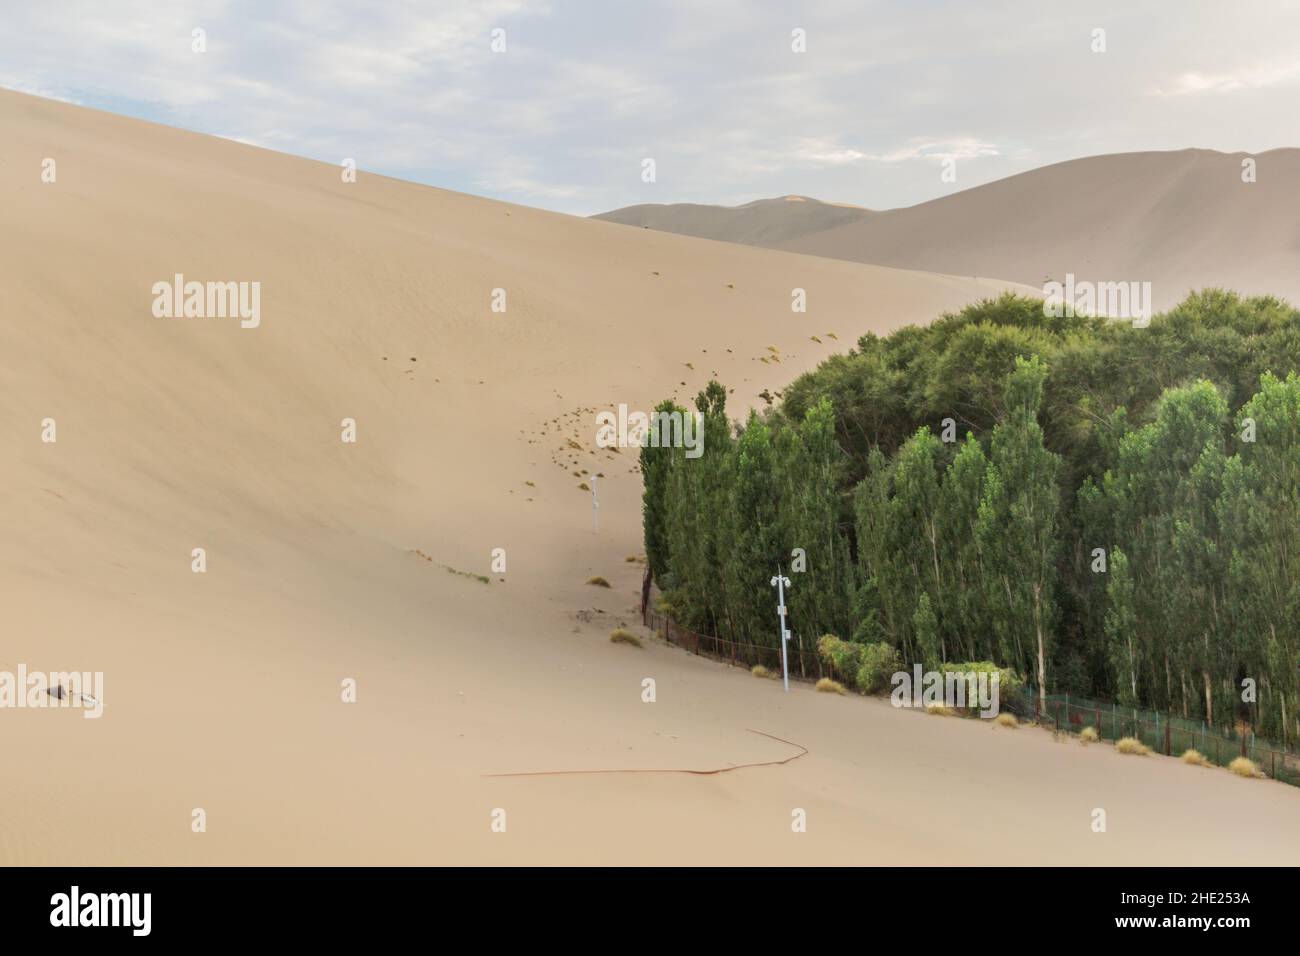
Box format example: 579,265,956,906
993,712,1018,729
816,678,846,695
1181,748,1212,767
1228,756,1260,778
608,628,641,648
1116,736,1150,756
751,665,773,679
586,576,611,588
1079,725,1099,743
925,704,956,717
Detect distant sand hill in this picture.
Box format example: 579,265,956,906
5,88,1298,865
597,150,1300,310
594,195,874,246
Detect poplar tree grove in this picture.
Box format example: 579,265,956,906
640,290,1300,744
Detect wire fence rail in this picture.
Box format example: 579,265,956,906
1034,692,1300,786
642,605,823,682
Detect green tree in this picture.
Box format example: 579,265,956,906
1104,547,1139,708
980,356,1061,711
640,398,683,583
723,410,782,646
786,398,855,641
1217,373,1300,744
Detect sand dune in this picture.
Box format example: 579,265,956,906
3,89,1296,865
599,150,1300,311
593,195,874,247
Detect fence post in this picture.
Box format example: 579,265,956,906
1164,722,1171,756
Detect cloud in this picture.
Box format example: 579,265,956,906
3,1,1299,214
1150,61,1300,97
860,139,1002,163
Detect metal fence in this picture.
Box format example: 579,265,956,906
642,604,823,681
1035,692,1300,786
639,592,1299,788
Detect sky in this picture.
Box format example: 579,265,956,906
5,0,1300,215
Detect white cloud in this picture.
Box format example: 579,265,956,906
1150,61,1300,97
861,139,1002,163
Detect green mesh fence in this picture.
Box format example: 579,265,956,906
1034,692,1300,787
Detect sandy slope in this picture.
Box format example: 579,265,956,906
2,89,1296,865
600,150,1300,311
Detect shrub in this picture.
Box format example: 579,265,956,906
1116,736,1149,755
1079,725,1099,743
939,661,1026,714
1228,757,1259,778
855,642,901,694
587,576,611,587
1181,749,1211,767
816,635,862,685
751,665,773,679
609,628,641,647
816,678,846,695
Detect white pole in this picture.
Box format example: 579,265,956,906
590,475,599,532
770,567,792,692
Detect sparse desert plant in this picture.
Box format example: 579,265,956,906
1116,736,1150,756
1228,756,1259,778
444,565,490,584
586,576,611,587
751,665,773,679
609,628,641,647
1181,749,1212,767
577,481,590,491
625,555,640,563
816,678,846,695
1079,725,1099,743
993,712,1018,729
925,704,956,717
